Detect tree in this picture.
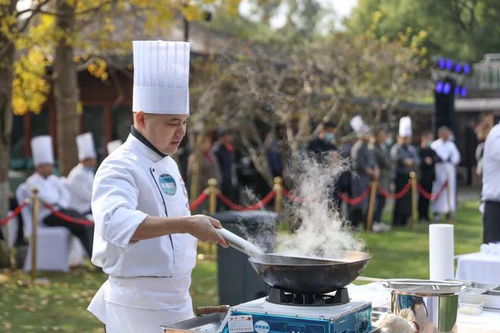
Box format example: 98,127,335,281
188,31,424,190
10,0,241,176
345,0,500,62
0,0,53,257
1,0,242,233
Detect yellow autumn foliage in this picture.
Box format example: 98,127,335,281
87,57,108,81
12,48,50,115
9,0,242,115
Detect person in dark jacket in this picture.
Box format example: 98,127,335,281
349,116,379,229
391,117,420,227
213,128,239,209
306,122,337,161
418,132,439,221
307,122,340,211
372,129,392,228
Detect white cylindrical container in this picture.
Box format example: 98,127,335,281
429,224,454,280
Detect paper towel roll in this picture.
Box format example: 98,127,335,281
429,224,454,280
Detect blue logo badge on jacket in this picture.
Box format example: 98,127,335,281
159,174,177,196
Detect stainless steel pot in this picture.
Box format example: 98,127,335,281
387,279,465,333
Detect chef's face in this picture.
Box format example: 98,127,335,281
134,112,188,155
376,130,387,144
398,135,412,146
81,158,97,167
36,163,53,178
438,128,451,141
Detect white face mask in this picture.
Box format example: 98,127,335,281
385,137,393,146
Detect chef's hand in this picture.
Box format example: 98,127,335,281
187,215,229,248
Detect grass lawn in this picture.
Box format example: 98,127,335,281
360,200,482,279
0,201,483,332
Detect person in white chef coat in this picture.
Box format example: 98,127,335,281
431,126,461,220
481,120,500,244
106,139,122,155
87,40,228,333
391,117,420,227
24,135,94,257
65,132,97,215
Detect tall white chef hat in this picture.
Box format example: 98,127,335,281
399,116,413,137
76,132,96,160
31,135,54,166
132,40,190,115
350,115,370,137
106,139,123,154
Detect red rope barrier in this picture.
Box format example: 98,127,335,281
217,190,276,211
282,188,314,203
283,186,371,205
189,191,208,211
418,181,448,201
378,181,412,200
0,202,28,226
338,186,371,205
43,203,94,226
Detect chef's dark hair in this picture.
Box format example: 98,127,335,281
323,121,336,129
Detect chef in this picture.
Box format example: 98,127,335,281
106,139,122,155
25,135,94,257
65,132,97,215
430,126,461,220
87,40,228,333
482,119,500,243
391,117,420,227
349,116,379,229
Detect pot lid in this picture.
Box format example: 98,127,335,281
386,279,466,295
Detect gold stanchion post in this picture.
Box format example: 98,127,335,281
410,172,418,229
31,188,39,282
273,177,283,214
366,181,378,232
207,178,218,215
207,178,218,256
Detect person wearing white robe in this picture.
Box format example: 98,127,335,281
25,136,94,257
87,40,228,333
482,120,500,243
65,132,97,215
431,126,461,218
106,139,122,155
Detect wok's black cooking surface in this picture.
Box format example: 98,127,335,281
248,251,371,294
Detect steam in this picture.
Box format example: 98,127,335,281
275,152,364,258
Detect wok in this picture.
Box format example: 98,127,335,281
217,228,371,294
248,251,370,293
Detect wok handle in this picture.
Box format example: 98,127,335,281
217,228,264,258
195,305,230,316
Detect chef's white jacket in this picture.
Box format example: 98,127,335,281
88,133,197,329
65,164,94,214
24,173,70,221
431,139,461,213
482,122,500,202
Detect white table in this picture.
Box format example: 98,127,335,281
456,252,500,285
348,283,500,333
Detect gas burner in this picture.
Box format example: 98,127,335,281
266,287,350,306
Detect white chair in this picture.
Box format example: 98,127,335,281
5,215,18,248
16,183,74,272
